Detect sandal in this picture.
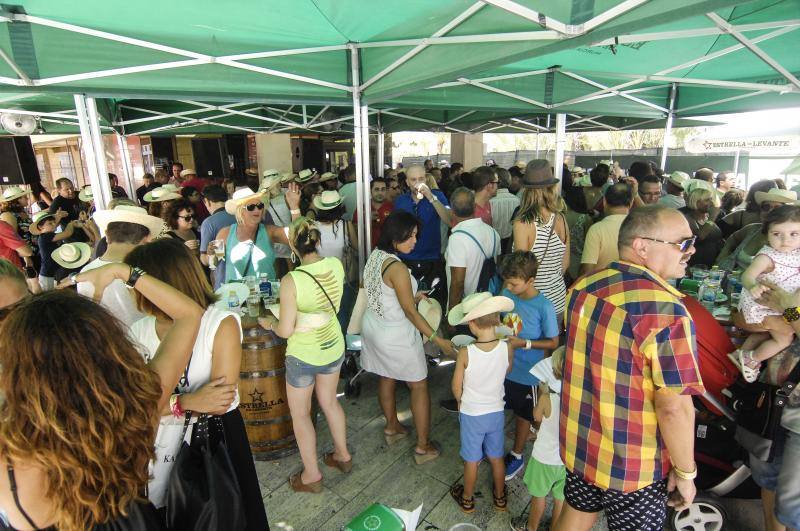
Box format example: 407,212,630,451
288,471,322,493
449,484,475,514
384,428,409,446
323,452,353,474
728,349,760,383
493,485,508,512
414,441,441,465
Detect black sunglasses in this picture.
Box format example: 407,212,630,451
178,214,194,221
761,202,782,212
245,202,265,212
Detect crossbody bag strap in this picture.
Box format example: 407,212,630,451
778,357,800,401
536,213,556,265
381,258,400,276
453,230,488,259
295,268,336,314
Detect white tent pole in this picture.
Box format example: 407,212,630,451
733,149,741,178
660,83,677,170
377,112,385,178
535,132,540,159
554,114,566,185
116,133,136,199
74,94,111,210
349,44,367,274
360,104,372,253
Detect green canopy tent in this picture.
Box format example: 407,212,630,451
0,0,797,262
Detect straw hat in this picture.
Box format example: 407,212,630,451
417,298,442,343
179,168,196,178
755,188,797,205
259,173,282,193
93,205,165,238
318,171,337,183
447,292,514,326
143,184,181,202
521,160,558,188
683,178,715,196
268,303,331,332
225,187,265,215
1,186,28,202
667,171,690,189
32,210,55,226
570,166,585,175
280,172,295,184
514,160,527,169
263,168,280,179
51,242,92,269
312,190,342,211
296,168,316,183
78,185,94,203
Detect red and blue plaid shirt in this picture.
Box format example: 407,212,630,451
560,261,704,492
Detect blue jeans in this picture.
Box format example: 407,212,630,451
750,430,800,528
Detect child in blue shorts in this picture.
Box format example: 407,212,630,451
511,346,566,531
449,292,515,513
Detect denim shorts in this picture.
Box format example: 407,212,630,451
285,354,344,388
749,430,800,529
459,411,504,462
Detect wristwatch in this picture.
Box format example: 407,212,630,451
125,266,147,289
783,306,800,323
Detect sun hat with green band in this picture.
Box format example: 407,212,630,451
296,168,316,183
32,210,55,226
51,242,92,269
1,186,28,202
447,292,514,326
312,190,342,211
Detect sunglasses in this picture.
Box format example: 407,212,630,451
641,235,697,252
245,202,265,212
761,202,782,212
178,214,194,221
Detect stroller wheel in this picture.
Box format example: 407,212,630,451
668,495,726,531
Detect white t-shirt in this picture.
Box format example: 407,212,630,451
317,220,348,261
445,217,501,302
268,194,291,258
77,258,145,328
339,181,358,221
529,357,564,466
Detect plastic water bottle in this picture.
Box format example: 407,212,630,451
227,289,240,310
259,273,271,297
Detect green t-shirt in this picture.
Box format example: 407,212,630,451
286,257,345,365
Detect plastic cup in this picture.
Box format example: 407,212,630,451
246,294,261,317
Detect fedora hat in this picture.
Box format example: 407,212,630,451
296,168,316,183
78,185,94,203
667,171,690,189
417,298,442,343
448,292,514,326
259,173,282,193
51,242,92,269
318,171,337,183
263,168,280,179
522,160,558,188
143,184,181,202
280,172,295,184
93,205,165,238
312,190,342,211
225,187,265,215
179,168,196,178
268,303,331,333
755,188,797,205
570,166,585,175
1,186,28,202
32,210,55,226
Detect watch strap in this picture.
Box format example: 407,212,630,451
783,306,800,323
126,266,146,289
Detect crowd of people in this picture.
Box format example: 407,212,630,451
0,155,799,531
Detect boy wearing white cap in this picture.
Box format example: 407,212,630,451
449,292,515,514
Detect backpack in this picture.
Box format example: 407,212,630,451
452,229,498,293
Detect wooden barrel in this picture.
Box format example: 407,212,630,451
238,314,296,460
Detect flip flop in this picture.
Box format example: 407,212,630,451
414,441,441,465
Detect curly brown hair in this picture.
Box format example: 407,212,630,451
0,290,161,530
162,199,194,230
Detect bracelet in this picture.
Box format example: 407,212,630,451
525,339,532,350
671,464,698,480
169,394,185,418
428,330,438,342
429,195,439,203
125,266,146,289
290,209,301,215
783,306,800,323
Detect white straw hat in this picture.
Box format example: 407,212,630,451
263,168,280,178
143,184,181,202
259,173,282,193
93,205,165,238
755,188,797,205
447,292,514,326
1,186,28,202
418,298,442,343
179,168,196,178
225,187,265,215
297,168,316,183
312,190,343,211
78,185,94,203
51,242,92,269
318,171,337,182
667,171,690,189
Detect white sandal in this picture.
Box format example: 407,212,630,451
728,349,760,383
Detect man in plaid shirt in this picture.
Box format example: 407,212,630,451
554,205,705,531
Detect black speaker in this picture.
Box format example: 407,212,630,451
301,139,324,173
192,138,227,180
0,136,40,185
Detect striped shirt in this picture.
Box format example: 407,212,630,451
529,213,567,319
490,188,520,240
560,261,704,492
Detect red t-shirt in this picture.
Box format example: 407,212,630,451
474,201,492,225
354,202,393,248
180,177,210,192
0,220,24,268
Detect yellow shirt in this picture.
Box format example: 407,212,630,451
580,214,626,270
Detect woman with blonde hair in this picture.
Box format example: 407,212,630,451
512,160,569,321
126,238,268,530
214,184,301,282
0,264,202,531
679,187,724,267
258,217,352,493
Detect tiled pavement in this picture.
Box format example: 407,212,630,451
256,361,762,530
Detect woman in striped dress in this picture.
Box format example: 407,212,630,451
512,160,569,325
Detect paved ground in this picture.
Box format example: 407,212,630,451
256,360,764,530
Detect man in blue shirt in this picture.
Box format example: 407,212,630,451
200,184,236,289
393,165,451,307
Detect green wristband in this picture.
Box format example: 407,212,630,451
428,330,438,342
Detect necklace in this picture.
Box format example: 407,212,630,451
473,339,499,344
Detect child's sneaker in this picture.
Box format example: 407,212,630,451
509,514,529,530
504,453,524,480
